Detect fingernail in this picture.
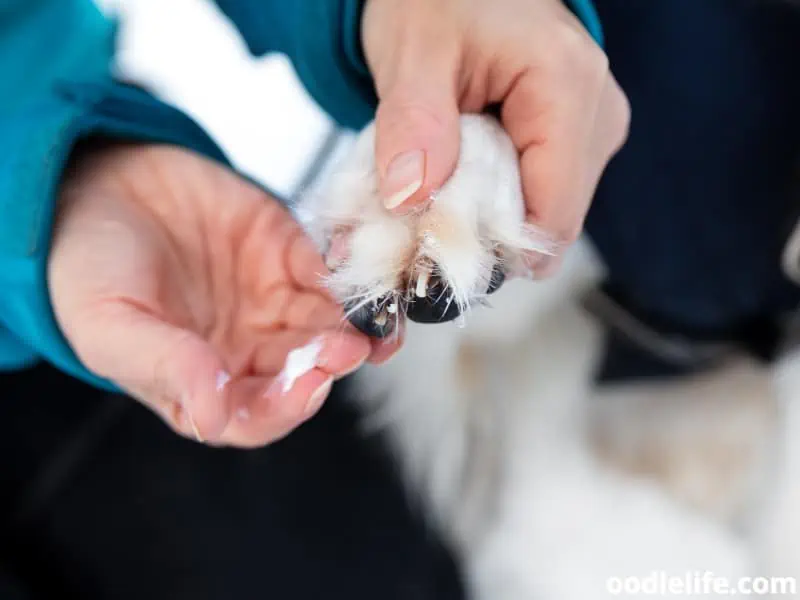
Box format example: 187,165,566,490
180,394,205,442
383,150,424,210
187,411,204,442
216,370,231,392
304,376,333,417
179,392,204,442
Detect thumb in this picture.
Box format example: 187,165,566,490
71,303,232,443
373,51,461,214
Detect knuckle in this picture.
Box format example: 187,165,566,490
376,99,451,139
542,22,609,81
558,224,583,247
605,82,633,154
530,214,582,249
374,98,458,169
583,41,610,76
614,89,633,142
536,211,583,248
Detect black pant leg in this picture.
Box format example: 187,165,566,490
0,362,463,600
588,0,800,332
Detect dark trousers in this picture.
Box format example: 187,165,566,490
590,0,800,336
0,363,463,600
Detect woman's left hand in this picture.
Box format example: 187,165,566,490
50,144,399,447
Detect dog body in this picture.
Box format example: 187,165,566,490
301,115,800,599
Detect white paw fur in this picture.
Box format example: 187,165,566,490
300,114,555,324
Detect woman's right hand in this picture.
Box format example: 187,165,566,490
362,0,630,276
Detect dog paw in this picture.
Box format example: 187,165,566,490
301,114,556,337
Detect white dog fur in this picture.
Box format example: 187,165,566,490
299,114,800,599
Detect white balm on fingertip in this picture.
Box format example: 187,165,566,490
278,338,325,394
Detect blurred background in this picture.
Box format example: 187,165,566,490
97,0,348,202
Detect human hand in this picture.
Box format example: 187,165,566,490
49,144,400,447
362,0,630,276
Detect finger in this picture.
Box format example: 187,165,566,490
70,302,232,443
593,73,632,163
283,291,344,330
368,318,405,365
217,370,333,447
250,330,371,380
285,224,333,296
508,251,565,281
246,202,333,298
372,28,461,214
498,13,630,244
244,286,343,335
502,76,601,247
222,330,370,447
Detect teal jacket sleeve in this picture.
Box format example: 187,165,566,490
0,0,232,389
212,0,604,131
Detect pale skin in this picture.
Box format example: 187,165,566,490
47,0,630,447
50,145,400,447
364,0,630,274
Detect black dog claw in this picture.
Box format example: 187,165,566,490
405,265,506,324
486,264,506,295
344,297,397,338
405,280,462,324
348,264,507,336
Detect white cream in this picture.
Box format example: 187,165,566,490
278,337,324,394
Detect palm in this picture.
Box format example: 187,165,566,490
51,145,383,446
126,151,344,379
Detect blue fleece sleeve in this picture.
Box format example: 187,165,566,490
213,0,604,131
0,0,231,390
